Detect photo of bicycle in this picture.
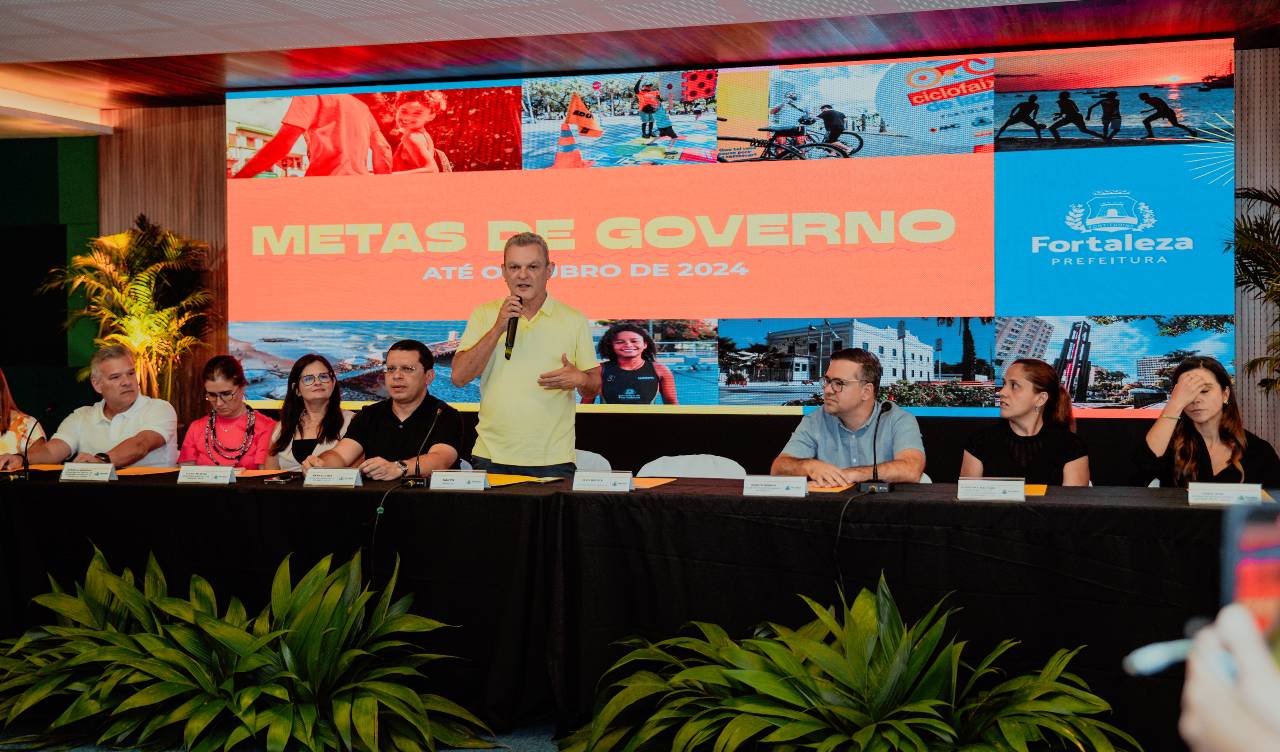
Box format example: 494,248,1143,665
760,58,995,158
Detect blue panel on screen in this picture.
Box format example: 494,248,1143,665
995,145,1233,315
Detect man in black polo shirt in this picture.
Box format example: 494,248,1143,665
306,339,463,480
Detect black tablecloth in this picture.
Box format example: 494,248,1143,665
0,474,1221,750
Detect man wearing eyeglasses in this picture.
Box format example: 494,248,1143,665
771,348,925,487
307,339,463,480
26,345,178,467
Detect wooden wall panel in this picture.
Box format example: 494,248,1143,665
1235,49,1279,447
98,105,227,424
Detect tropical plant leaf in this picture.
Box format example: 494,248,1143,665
0,548,491,752
560,581,1141,752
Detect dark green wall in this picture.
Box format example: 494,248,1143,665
0,137,98,367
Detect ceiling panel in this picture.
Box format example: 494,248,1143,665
0,0,1061,64
0,0,1272,116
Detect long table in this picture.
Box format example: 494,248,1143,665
0,475,1220,750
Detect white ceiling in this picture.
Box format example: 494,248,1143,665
0,0,1062,64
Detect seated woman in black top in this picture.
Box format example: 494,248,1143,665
960,358,1089,485
1135,356,1280,487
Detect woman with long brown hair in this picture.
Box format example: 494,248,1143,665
960,358,1089,485
0,367,46,470
1137,356,1280,487
264,354,354,471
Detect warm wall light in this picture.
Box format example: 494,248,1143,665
0,87,112,138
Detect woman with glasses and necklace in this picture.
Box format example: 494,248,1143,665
178,355,277,469
264,354,354,471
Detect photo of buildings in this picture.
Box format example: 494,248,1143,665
992,314,1234,409
718,317,996,407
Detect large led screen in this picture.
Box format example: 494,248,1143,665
226,39,1235,416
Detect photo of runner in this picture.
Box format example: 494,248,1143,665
995,39,1232,150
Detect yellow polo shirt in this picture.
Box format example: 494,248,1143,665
458,295,597,466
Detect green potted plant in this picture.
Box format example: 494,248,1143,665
41,213,211,404
0,548,493,751
561,576,1141,752
1232,187,1280,391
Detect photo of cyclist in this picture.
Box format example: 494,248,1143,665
816,105,847,143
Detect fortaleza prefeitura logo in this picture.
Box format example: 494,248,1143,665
1030,190,1193,265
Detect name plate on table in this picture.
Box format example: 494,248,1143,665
743,475,807,498
957,477,1026,501
1188,482,1263,506
303,468,363,488
177,465,236,485
430,470,489,491
572,471,634,492
60,463,117,482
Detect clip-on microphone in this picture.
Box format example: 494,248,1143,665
857,402,893,494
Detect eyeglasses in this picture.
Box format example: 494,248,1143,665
820,376,868,393
384,365,419,375
300,372,334,386
204,387,240,402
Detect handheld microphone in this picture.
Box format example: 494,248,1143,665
4,411,44,482
503,296,522,360
404,406,444,488
858,402,893,494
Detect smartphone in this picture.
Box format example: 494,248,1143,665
264,474,296,485
1222,504,1280,637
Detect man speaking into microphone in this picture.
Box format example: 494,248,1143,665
452,232,599,478
771,348,925,487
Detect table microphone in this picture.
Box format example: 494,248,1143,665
404,406,444,488
857,402,893,494
503,296,522,360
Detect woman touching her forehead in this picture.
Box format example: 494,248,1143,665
1134,356,1280,487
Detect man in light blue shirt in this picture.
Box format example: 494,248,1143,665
771,348,926,487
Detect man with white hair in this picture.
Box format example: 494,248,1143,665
26,345,178,467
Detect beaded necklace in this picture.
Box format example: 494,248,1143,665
205,405,256,464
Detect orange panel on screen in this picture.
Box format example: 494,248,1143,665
228,155,994,321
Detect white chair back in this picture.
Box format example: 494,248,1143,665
575,449,612,472
638,454,747,479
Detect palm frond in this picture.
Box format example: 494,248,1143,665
40,214,212,400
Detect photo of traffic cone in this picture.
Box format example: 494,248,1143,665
551,123,594,168
564,92,603,137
